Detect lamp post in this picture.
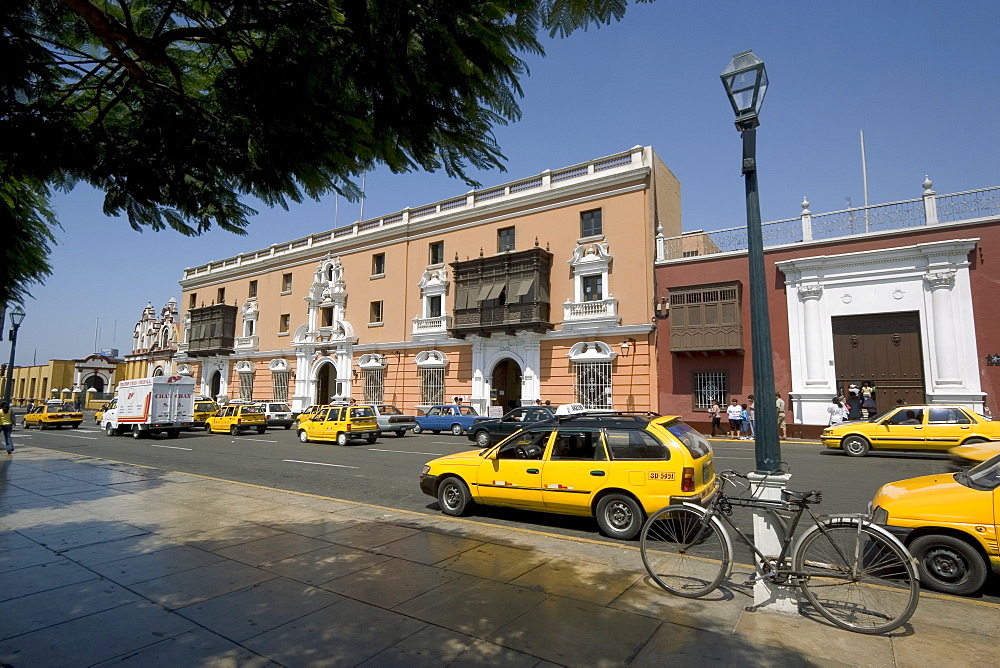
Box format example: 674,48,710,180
721,51,780,473
3,306,26,405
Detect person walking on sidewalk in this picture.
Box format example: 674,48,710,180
708,400,722,437
0,401,13,454
739,404,751,439
747,395,756,439
776,393,787,440
726,398,743,439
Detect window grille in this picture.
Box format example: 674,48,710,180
693,371,727,409
574,361,612,409
271,371,289,402
363,368,384,404
239,371,255,400
420,368,445,405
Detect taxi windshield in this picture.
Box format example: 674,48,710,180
956,454,1000,491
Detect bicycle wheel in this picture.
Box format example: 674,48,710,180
794,521,918,634
640,505,730,598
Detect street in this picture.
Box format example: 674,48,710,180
14,421,998,602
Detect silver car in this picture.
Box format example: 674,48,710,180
373,404,418,437
260,402,294,429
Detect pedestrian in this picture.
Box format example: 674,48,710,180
775,392,787,439
846,384,862,420
25,399,35,414
861,383,877,418
747,395,756,438
0,401,13,454
740,404,751,439
828,396,846,426
726,398,742,439
708,399,722,437
74,398,81,411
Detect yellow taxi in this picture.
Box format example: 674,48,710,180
95,399,115,424
295,405,327,427
948,440,1000,470
24,403,84,430
419,413,715,540
191,399,220,430
206,403,266,435
297,405,379,446
870,454,1000,595
821,404,999,457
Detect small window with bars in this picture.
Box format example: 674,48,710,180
693,371,728,410
574,361,612,409
420,368,445,405
239,370,255,400
363,368,385,404
271,371,289,402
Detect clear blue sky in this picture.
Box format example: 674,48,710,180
14,0,1000,365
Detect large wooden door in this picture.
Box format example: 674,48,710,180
832,312,925,408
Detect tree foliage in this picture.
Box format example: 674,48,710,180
1,0,647,305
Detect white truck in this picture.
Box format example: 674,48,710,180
102,375,196,439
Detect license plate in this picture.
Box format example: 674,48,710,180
702,460,713,482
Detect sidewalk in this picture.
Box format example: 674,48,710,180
2,448,996,667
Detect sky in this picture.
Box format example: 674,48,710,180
12,0,1000,365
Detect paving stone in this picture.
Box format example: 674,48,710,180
436,543,553,583
177,576,343,642
261,543,393,586
373,529,483,565
609,576,749,634
182,523,287,551
322,521,421,550
92,628,278,668
213,532,333,567
509,557,642,606
631,620,809,667
450,639,549,667
0,529,38,553
129,559,279,610
0,577,139,640
0,557,100,601
28,522,150,551
322,557,462,608
58,532,182,566
358,625,476,667
243,598,426,666
0,600,194,667
0,541,64,572
89,544,226,585
263,515,364,538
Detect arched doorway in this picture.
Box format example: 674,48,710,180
491,359,522,411
316,362,339,404
210,370,222,399
83,375,105,393
152,367,164,376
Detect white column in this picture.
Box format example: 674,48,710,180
747,472,798,614
925,269,960,383
797,283,826,385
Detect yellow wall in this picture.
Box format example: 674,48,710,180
3,360,76,406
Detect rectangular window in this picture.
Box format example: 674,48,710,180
574,361,612,409
582,275,603,302
372,253,385,276
497,226,515,252
321,307,334,327
248,280,258,298
419,368,445,405
216,287,226,305
271,371,289,402
429,241,444,266
279,314,290,334
682,250,700,258
239,371,254,401
428,295,442,318
363,368,384,405
370,301,383,324
189,293,197,310
693,371,728,410
606,429,668,460
581,209,602,238
282,273,293,293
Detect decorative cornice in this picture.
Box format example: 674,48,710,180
924,268,956,289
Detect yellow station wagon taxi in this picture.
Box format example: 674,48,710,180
206,403,266,435
298,405,379,445
192,400,220,430
822,404,999,457
420,413,715,540
23,403,84,429
871,454,1000,595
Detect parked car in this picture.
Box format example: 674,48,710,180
467,405,562,448
191,399,220,430
372,404,418,438
821,404,1000,457
295,405,327,427
206,403,267,435
870,453,1000,595
298,405,379,445
23,403,83,429
260,402,294,429
948,440,1000,470
414,404,480,435
420,412,715,540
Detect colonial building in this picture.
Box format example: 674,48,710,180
120,299,181,382
655,179,1000,435
175,146,679,415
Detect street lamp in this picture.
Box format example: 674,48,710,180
721,51,780,473
3,306,26,405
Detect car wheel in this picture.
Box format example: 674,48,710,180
230,425,239,436
394,430,406,438
39,422,47,430
961,437,987,445
438,477,473,516
475,430,491,448
432,430,441,435
132,425,143,439
451,424,464,436
842,435,870,457
284,424,291,430
257,427,266,434
366,435,377,444
596,494,645,540
22,421,29,429
167,429,180,439
337,432,349,446
910,534,988,595
105,423,116,437
298,430,309,443
72,423,80,429
412,424,423,434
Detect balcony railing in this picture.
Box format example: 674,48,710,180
411,315,452,335
563,298,619,322
450,303,552,337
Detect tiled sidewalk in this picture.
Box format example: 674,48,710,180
1,448,997,667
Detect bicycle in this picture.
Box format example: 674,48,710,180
639,470,919,634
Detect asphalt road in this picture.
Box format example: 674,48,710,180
15,422,999,601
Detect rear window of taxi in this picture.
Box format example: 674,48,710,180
605,429,669,460
664,420,711,459
195,402,217,412
238,406,263,414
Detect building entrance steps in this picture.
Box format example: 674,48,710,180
2,447,999,666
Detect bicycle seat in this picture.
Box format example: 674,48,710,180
781,489,822,504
